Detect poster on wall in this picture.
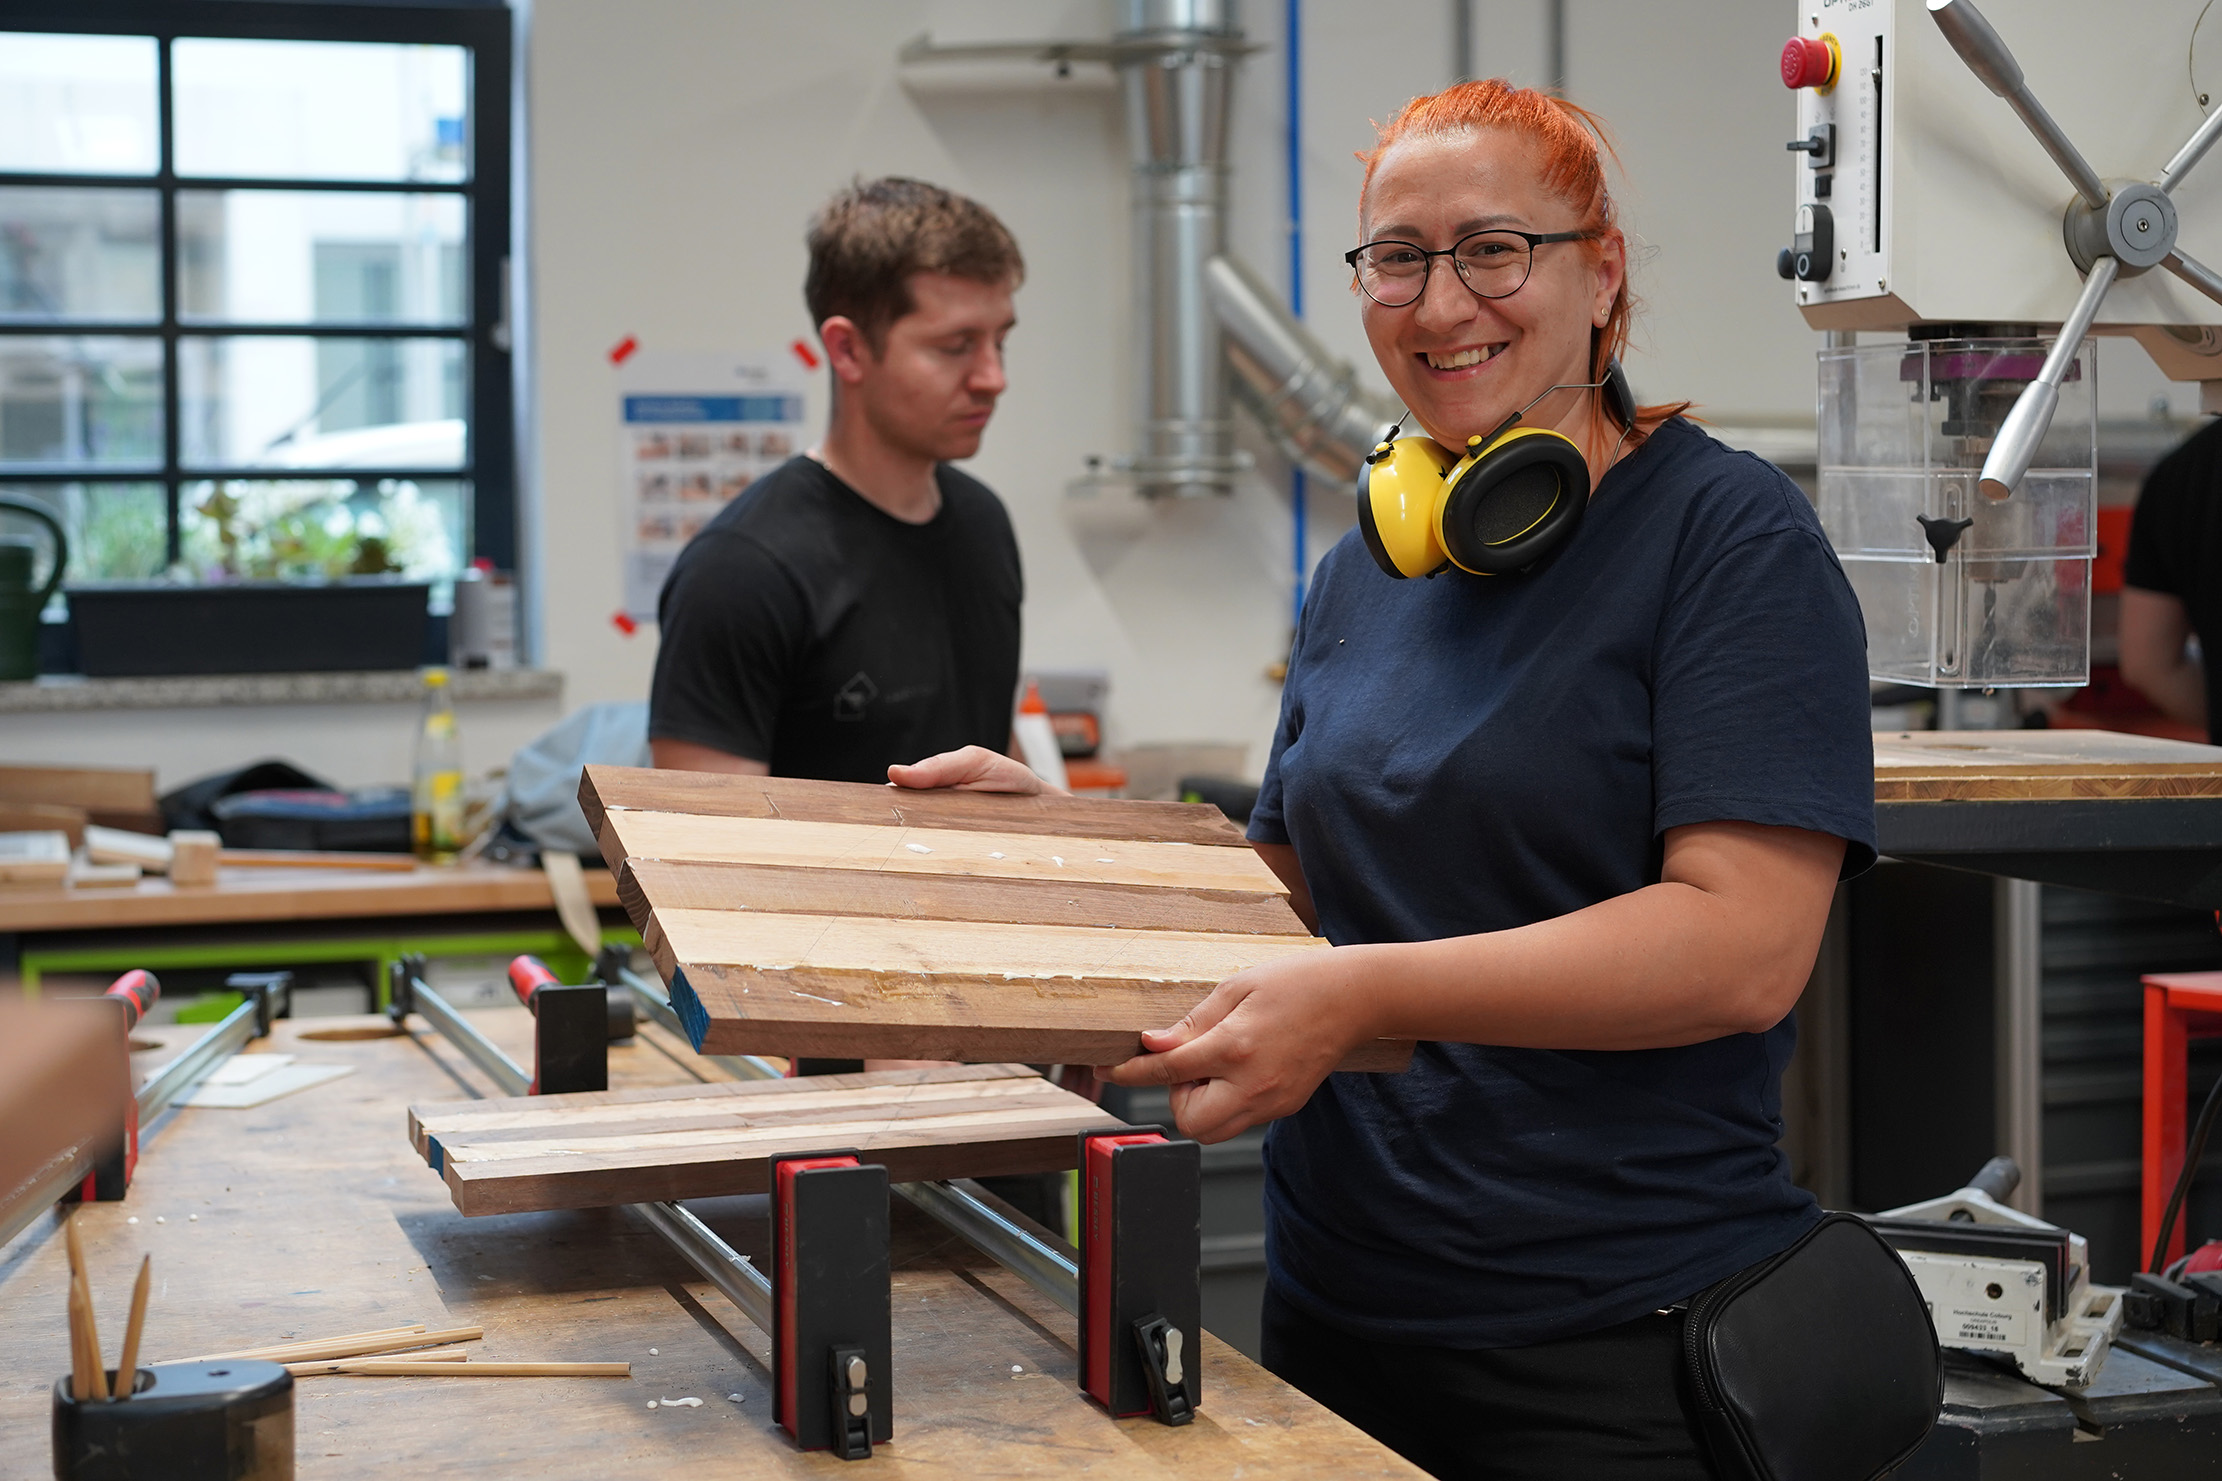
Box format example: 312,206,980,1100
616,350,808,621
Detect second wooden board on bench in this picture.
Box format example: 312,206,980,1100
582,765,1414,1072
409,1063,1113,1216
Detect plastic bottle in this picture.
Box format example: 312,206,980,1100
412,668,465,863
1014,678,1069,792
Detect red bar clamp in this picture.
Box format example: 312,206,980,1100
73,971,160,1202
770,1149,890,1460
1079,1126,1201,1425
506,955,607,1095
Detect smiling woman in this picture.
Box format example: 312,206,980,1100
890,77,1906,1481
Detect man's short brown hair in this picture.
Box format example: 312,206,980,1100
804,177,1023,351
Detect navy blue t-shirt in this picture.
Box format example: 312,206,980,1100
1249,416,1876,1350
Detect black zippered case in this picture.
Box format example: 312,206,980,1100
1683,1212,1942,1481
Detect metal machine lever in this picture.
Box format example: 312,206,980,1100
1926,0,2109,209
1978,256,2118,499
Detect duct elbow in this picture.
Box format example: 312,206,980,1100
1206,254,1398,487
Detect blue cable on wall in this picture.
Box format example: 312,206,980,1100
1285,0,1307,627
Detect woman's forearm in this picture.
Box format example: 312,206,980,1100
1336,821,1844,1052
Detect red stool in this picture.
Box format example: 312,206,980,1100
2143,972,2222,1268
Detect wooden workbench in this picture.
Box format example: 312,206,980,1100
0,1010,1419,1480
0,859,619,935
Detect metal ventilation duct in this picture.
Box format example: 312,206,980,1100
1117,0,1246,497
1208,253,1400,486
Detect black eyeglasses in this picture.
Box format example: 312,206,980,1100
1345,228,1593,307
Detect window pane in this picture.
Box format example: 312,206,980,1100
179,192,466,325
173,39,468,183
180,476,465,583
180,336,466,470
0,188,161,322
0,34,159,175
3,481,166,580
0,337,163,468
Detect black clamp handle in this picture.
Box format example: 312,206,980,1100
1133,1314,1194,1426
829,1347,874,1461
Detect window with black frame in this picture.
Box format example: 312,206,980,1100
0,1,512,674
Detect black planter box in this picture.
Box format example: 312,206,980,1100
66,581,431,677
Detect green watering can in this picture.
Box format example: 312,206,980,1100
0,495,67,682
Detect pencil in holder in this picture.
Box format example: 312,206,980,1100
52,1359,293,1481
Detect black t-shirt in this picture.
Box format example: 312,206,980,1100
2125,417,2222,741
1249,417,1877,1349
648,456,1022,780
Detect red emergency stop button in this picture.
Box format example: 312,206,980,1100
1781,34,1838,90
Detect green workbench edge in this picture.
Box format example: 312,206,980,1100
20,925,642,1004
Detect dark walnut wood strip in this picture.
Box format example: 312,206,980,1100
581,765,1250,849
668,960,1414,1074
616,857,1309,937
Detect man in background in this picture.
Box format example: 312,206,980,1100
2122,417,2222,739
646,178,1068,1227
649,175,1023,780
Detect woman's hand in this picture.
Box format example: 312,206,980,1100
1097,946,1383,1144
887,745,1047,793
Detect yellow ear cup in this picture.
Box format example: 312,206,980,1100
1357,437,1462,579
1437,426,1591,576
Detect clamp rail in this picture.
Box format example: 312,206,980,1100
388,960,531,1098
411,963,1089,1333
137,973,289,1121
0,1150,101,1253
395,963,776,1337
893,1178,1080,1315
632,1198,774,1333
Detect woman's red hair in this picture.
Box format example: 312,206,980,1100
1358,79,1687,451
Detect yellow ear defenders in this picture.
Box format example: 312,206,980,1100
1357,359,1636,579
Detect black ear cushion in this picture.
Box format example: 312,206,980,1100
1603,358,1636,429
1440,436,1592,575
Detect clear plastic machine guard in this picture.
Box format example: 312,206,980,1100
1816,337,2097,689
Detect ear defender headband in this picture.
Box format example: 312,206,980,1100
1357,358,1636,579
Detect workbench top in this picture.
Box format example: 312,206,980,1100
0,1011,1418,1479
0,860,619,935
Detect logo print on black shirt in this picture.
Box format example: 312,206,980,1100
834,671,878,721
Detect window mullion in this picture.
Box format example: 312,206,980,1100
157,32,181,568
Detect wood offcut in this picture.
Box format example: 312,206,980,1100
583,765,1414,1071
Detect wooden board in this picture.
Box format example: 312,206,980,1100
409,1063,1114,1216
584,766,1413,1072
0,831,69,885
0,1014,1424,1481
1874,730,2222,801
0,999,128,1236
0,764,161,835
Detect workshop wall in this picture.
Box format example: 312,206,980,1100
24,0,2193,791
523,0,1850,779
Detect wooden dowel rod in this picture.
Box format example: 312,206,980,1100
112,1256,149,1401
217,851,420,872
176,1325,476,1364
168,1323,427,1362
325,1360,631,1377
286,1347,468,1376
68,1281,90,1401
74,1270,108,1401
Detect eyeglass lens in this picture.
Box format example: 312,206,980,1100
1354,232,1535,306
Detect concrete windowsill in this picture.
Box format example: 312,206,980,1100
0,668,564,714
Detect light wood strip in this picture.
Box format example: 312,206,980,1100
616,856,1307,937
441,1101,1111,1168
410,1069,1066,1154
604,810,1284,894
658,908,1322,982
580,764,1248,848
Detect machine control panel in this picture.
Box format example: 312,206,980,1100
1786,2,1891,317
